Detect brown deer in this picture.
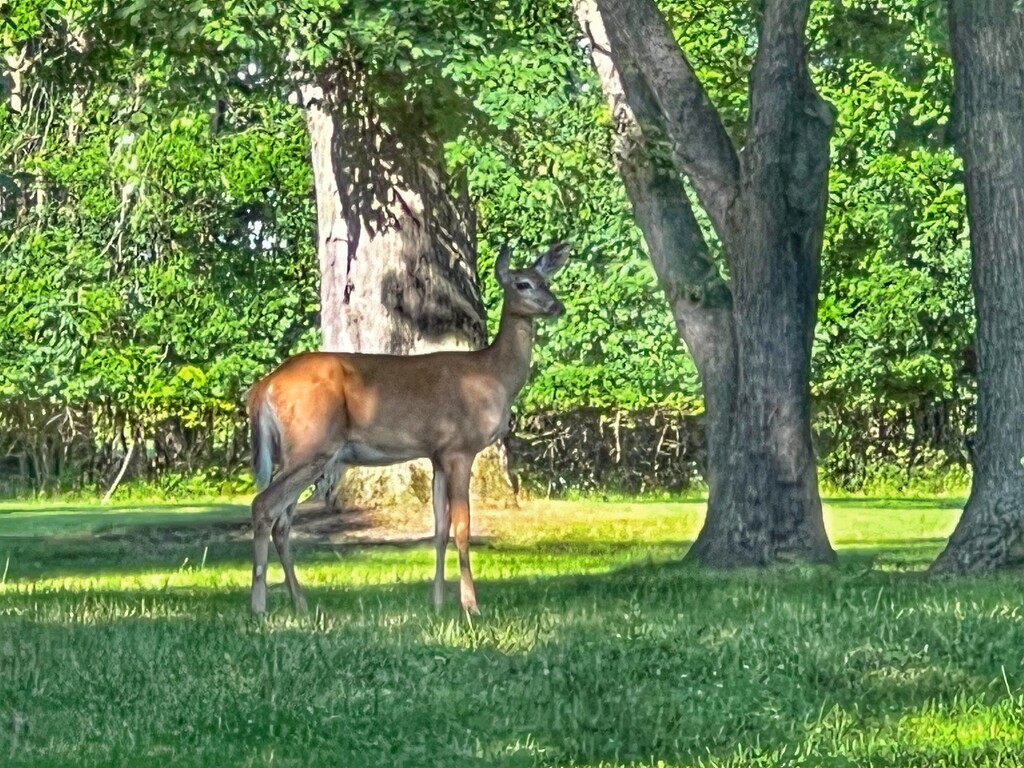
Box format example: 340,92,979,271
247,242,570,614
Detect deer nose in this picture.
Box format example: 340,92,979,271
547,298,565,317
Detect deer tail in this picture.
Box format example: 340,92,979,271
248,380,280,491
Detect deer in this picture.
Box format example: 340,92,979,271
246,242,570,614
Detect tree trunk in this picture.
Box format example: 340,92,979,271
931,0,1024,573
574,0,737,516
301,79,513,511
579,0,835,565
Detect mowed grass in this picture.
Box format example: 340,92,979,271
3,495,1024,767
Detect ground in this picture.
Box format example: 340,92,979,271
1,495,1023,767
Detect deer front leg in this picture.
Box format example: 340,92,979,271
443,453,478,614
431,462,450,610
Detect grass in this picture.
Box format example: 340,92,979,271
2,495,1024,767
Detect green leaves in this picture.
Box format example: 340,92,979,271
0,40,318,469
808,0,968,491
0,0,976,494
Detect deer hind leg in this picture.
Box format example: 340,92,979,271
442,453,478,614
274,454,346,612
272,504,306,613
251,457,328,614
431,461,450,610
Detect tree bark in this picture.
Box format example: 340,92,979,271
574,0,737,518
300,78,512,511
302,80,485,354
932,0,1024,573
579,0,835,565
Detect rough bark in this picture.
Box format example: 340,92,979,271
300,79,512,511
574,0,737,509
582,0,739,243
931,0,1024,573
580,0,835,565
302,80,486,354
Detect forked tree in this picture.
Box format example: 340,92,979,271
247,243,570,614
575,0,836,565
932,0,1024,572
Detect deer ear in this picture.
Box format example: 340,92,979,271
495,244,513,286
533,242,570,278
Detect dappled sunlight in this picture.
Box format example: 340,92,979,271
824,500,960,549
0,502,250,538
502,500,706,545
900,695,1024,752
0,591,216,624
4,497,1019,767
0,566,251,595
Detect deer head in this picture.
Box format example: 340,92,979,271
495,242,570,318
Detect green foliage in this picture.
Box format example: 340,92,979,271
109,469,255,501
1,0,975,495
809,0,971,490
456,4,701,412
0,40,318,491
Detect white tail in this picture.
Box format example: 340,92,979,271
247,242,571,614
248,392,280,491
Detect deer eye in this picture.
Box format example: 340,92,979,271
515,281,532,291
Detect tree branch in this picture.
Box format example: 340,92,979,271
594,0,741,241
102,430,136,505
576,0,737,483
745,0,834,224
749,0,831,157
577,0,731,307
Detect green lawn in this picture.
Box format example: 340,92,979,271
2,496,1023,767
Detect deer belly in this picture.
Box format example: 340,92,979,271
338,442,426,467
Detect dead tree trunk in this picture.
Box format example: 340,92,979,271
300,77,512,511
932,0,1024,573
578,0,835,565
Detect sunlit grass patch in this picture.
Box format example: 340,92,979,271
5,495,1021,768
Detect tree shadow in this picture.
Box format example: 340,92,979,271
0,495,959,584
823,496,967,510
0,502,417,580
4,553,1024,767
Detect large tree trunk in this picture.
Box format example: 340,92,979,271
931,0,1024,573
304,87,485,355
301,79,513,511
692,0,834,565
578,0,835,565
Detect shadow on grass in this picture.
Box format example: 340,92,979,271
0,505,381,580
0,497,956,583
835,541,947,571
823,496,966,510
4,499,691,581
2,501,1000,768
3,550,1023,767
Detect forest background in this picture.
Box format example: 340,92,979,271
0,0,969,500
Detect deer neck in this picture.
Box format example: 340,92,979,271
488,304,536,396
